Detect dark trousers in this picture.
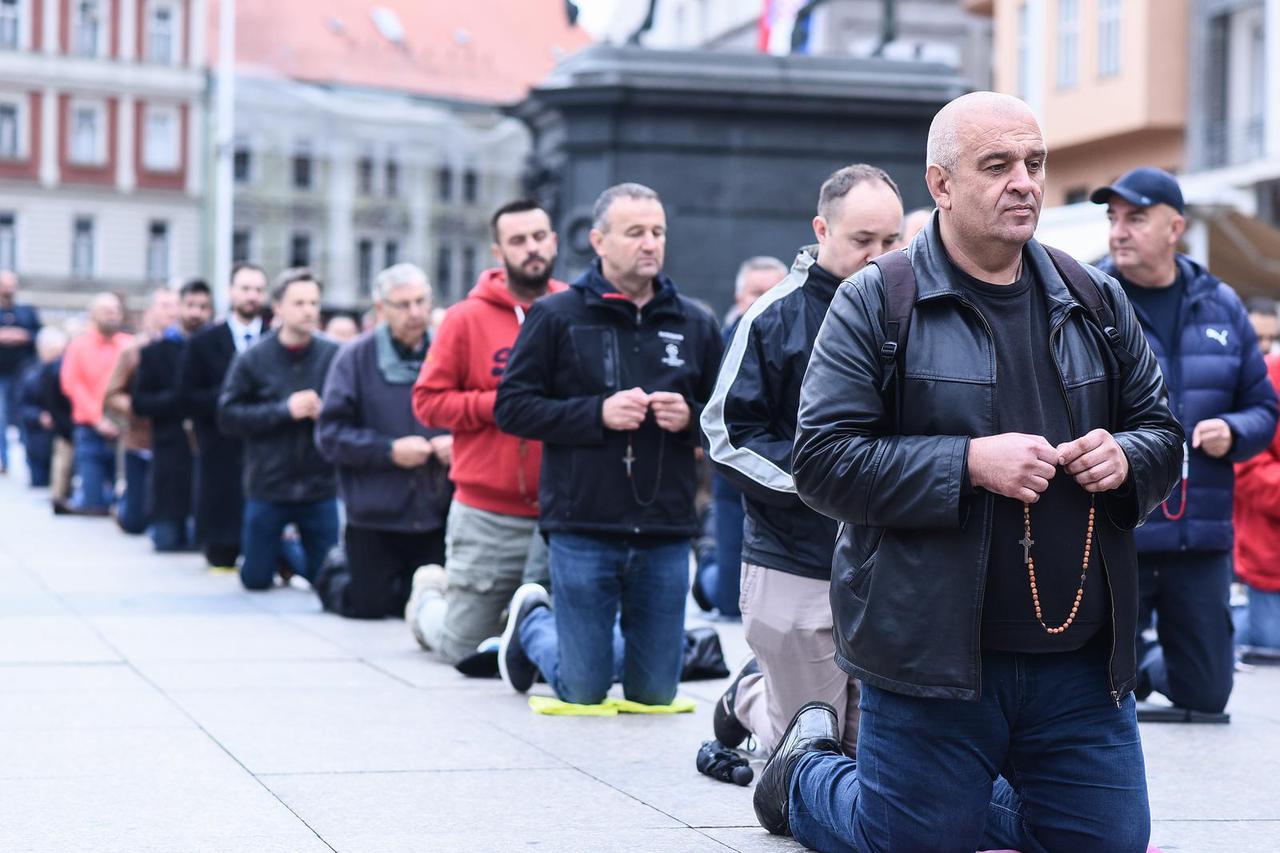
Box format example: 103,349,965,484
205,543,240,568
117,450,151,534
789,639,1150,853
316,525,445,619
70,425,115,511
1136,550,1235,713
239,498,339,591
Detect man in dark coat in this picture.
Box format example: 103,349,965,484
178,263,267,569
0,270,40,476
16,327,66,487
752,92,1182,853
132,280,214,551
315,263,453,618
218,269,339,591
1093,167,1278,714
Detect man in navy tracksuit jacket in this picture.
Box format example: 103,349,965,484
1093,168,1278,713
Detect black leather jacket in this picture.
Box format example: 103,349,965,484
793,222,1183,702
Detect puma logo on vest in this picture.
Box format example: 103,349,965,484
1206,328,1229,347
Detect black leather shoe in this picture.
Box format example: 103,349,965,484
713,657,760,748
753,701,840,837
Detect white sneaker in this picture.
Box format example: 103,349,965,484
406,563,447,650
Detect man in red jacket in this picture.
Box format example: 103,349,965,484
407,199,567,663
1234,322,1280,653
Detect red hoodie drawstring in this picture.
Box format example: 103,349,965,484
1162,442,1190,521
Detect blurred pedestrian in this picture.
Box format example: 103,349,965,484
899,206,933,247
218,269,339,590
132,280,214,551
16,327,66,487
324,313,359,344
1234,351,1280,652
0,270,40,475
104,288,178,534
407,199,566,662
179,263,267,570
1246,297,1278,356
495,183,723,706
1094,167,1278,713
315,263,453,618
702,164,903,758
59,293,129,515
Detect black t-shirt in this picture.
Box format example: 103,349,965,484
1119,270,1183,354
950,257,1107,652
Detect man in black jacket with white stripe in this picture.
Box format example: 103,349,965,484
701,165,903,756
494,183,722,706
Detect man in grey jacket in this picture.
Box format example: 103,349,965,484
218,269,339,591
315,264,454,618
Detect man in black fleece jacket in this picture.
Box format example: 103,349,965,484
218,269,339,591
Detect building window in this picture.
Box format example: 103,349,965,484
1063,186,1089,205
231,227,251,262
0,212,16,271
292,148,312,190
289,232,311,267
233,143,251,183
147,3,175,63
69,102,105,166
384,159,399,198
357,156,374,195
461,245,476,287
384,240,399,268
0,0,20,49
73,0,104,58
142,106,179,172
146,220,169,282
1056,0,1079,89
462,169,478,204
0,102,19,159
435,245,452,294
1016,3,1030,100
72,216,94,279
357,238,373,293
1097,0,1121,78
437,166,452,201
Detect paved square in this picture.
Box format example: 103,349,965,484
1,474,1276,851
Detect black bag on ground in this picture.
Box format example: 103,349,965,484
681,627,730,681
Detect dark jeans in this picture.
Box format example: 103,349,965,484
316,525,446,619
0,373,12,470
520,532,690,705
712,490,745,616
789,640,1149,853
70,425,115,511
150,517,195,552
117,450,151,534
240,498,339,591
1136,550,1234,713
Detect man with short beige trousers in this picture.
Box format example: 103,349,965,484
701,164,904,755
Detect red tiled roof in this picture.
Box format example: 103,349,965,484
210,0,593,104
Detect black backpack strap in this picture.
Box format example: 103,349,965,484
1043,244,1137,371
869,249,916,395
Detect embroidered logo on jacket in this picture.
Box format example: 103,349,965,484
662,342,685,367
1206,328,1229,347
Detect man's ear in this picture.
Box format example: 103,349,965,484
926,164,953,210
811,215,828,246
1168,212,1187,246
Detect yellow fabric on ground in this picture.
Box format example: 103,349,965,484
527,696,696,716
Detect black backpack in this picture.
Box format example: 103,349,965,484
870,246,1137,424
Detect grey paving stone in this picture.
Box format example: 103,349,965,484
133,658,403,691
700,827,808,852
85,614,351,661
0,616,120,663
0,662,153,692
1151,820,1280,853
0,682,191,730
0,727,244,780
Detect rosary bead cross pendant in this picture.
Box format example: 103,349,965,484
1019,532,1035,566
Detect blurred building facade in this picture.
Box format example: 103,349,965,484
0,0,207,313
223,1,590,310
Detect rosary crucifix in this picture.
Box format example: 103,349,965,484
1019,532,1035,566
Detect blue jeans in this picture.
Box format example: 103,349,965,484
520,532,690,705
789,641,1149,853
1136,550,1235,713
0,373,12,470
1236,584,1280,650
240,498,339,591
70,425,115,511
712,491,745,616
117,450,151,534
149,517,195,552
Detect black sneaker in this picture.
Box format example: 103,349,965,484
499,583,550,693
713,657,760,748
753,701,841,837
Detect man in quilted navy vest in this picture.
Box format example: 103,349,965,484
1093,168,1278,714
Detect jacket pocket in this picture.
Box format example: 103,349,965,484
844,526,883,600
569,326,621,393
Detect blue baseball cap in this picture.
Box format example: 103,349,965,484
1090,167,1185,214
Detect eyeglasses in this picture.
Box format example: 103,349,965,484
384,297,429,312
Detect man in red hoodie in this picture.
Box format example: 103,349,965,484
407,199,567,663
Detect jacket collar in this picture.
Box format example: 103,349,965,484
1095,253,1219,305
573,259,683,320
796,246,842,305
909,211,1080,326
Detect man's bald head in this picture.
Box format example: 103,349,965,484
927,92,1041,173
88,292,124,336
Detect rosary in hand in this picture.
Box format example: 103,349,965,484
1020,495,1096,635
623,433,666,507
